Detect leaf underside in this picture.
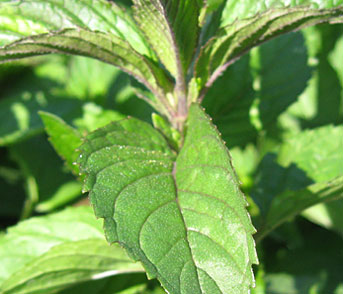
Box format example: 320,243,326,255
78,104,258,294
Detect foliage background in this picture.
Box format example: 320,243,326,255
0,0,342,293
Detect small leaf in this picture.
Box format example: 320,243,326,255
195,6,343,93
79,104,258,294
39,111,82,175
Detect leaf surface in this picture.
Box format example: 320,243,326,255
78,104,258,293
195,6,343,93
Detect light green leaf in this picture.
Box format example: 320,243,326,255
39,111,82,175
0,0,153,57
221,0,343,27
278,125,343,182
277,125,343,236
63,56,121,104
1,239,143,294
72,102,126,133
133,0,201,77
0,206,104,284
255,176,343,242
78,104,258,294
195,6,343,94
0,207,143,294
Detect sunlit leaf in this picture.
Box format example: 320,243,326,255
78,104,258,294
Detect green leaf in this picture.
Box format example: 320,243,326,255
277,125,343,236
39,111,82,175
1,239,143,294
0,206,143,293
63,56,121,105
133,0,201,77
0,29,172,113
0,206,103,284
0,0,153,57
221,0,343,27
278,125,343,182
79,103,258,294
255,176,343,242
195,6,343,94
72,102,126,133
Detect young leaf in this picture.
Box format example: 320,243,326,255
39,111,82,175
79,104,258,294
133,0,201,77
195,6,343,95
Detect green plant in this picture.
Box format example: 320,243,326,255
0,1,343,293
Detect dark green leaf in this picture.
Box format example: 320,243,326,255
78,104,258,293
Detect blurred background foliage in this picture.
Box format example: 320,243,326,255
0,12,342,293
